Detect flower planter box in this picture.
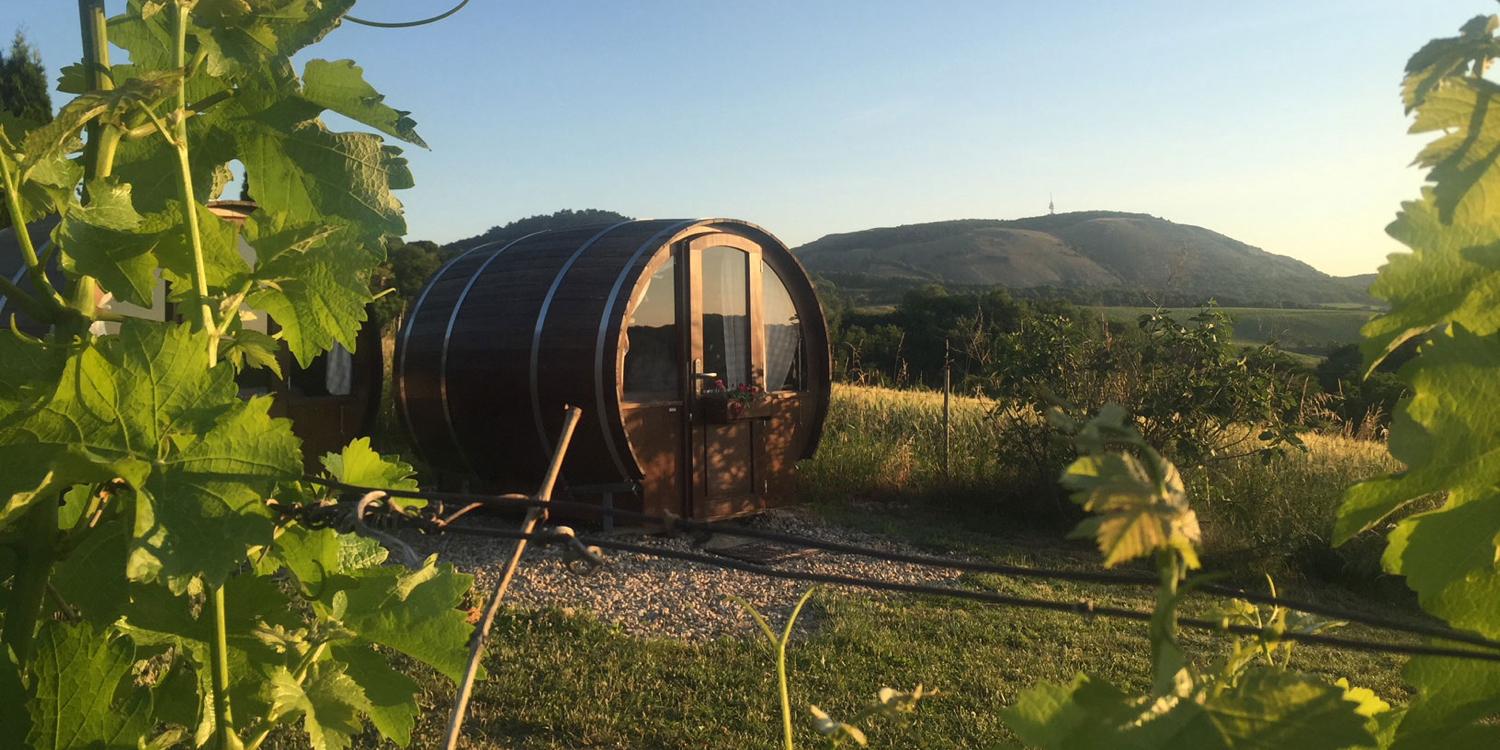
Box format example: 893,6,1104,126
701,395,774,423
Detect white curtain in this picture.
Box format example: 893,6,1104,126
720,256,750,387
765,324,799,391
325,343,353,396
719,258,749,387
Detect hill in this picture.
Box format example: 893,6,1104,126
794,211,1376,308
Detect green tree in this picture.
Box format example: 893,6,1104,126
445,207,632,253
0,31,52,125
372,237,445,328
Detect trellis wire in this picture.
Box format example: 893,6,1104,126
298,476,1500,661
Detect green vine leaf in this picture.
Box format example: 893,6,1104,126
330,644,421,747
219,328,283,375
19,72,180,174
321,436,420,492
1005,669,1377,750
301,59,427,147
1388,657,1500,749
1380,491,1500,638
1411,76,1500,230
268,662,373,750
262,524,341,595
55,178,161,307
0,439,149,532
24,622,155,750
1147,669,1375,749
1404,14,1500,112
0,330,65,415
1000,674,1143,748
127,393,299,590
51,506,132,626
191,0,356,80
1335,326,1500,543
110,126,238,215
1360,195,1500,369
0,322,301,589
151,201,249,292
230,99,409,238
0,116,83,226
1062,448,1201,569
119,572,307,732
107,2,178,71
324,560,476,682
244,220,377,365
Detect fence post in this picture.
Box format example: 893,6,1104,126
443,405,582,749
943,338,951,482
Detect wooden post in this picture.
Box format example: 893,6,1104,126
444,405,582,750
942,338,951,482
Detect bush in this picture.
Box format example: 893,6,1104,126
1187,433,1409,587
979,306,1316,523
1313,341,1415,431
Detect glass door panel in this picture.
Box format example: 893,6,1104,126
688,238,762,518
699,246,750,389
622,256,679,401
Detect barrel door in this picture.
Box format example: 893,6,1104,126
667,234,804,518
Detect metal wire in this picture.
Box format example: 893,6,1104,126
295,477,1500,660
301,475,1500,655
429,524,1500,664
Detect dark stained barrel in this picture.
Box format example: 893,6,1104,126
0,218,65,338
395,219,832,518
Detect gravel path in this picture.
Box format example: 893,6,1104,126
409,508,964,641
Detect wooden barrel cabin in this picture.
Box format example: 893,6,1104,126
395,219,832,521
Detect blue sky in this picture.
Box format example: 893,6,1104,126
9,1,1484,275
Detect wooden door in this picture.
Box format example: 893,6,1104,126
687,235,768,519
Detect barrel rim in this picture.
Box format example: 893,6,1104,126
395,236,511,466
593,220,700,480
529,220,641,460
440,230,550,474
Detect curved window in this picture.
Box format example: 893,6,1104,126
762,260,803,392
623,257,679,399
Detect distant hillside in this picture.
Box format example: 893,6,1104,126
795,211,1376,308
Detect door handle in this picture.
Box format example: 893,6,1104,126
691,358,718,384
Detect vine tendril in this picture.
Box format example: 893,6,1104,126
345,0,472,29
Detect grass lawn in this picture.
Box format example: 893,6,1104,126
355,377,1415,749
387,502,1415,749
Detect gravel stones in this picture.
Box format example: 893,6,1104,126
409,508,963,641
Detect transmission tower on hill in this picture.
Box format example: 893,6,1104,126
1048,193,1055,215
